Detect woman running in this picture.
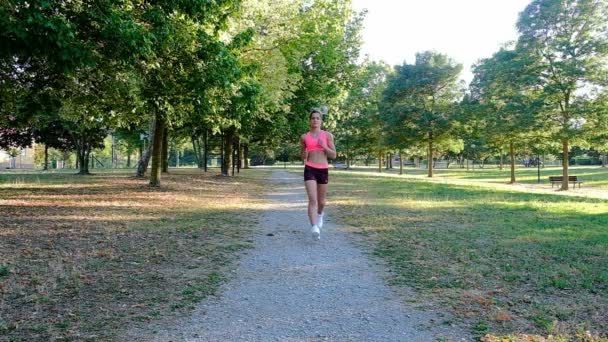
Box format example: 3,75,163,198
301,109,336,240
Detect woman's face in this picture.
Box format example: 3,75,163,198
310,112,322,128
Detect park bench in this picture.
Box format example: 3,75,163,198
548,176,582,189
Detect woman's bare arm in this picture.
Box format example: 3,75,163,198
300,135,308,161
319,133,336,159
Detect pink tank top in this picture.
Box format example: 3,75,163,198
304,131,329,169
304,131,328,152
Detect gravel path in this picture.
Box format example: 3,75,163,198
132,170,468,341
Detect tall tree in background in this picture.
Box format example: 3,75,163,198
468,48,545,183
339,60,391,169
284,0,364,141
136,1,244,186
517,0,608,190
585,91,608,167
382,52,462,177
1,0,149,174
228,0,303,157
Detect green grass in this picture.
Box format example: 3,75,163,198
375,165,608,188
422,166,608,188
0,168,269,341
329,171,608,338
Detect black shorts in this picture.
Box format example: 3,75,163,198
304,165,329,184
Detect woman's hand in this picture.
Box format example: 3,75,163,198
318,138,328,150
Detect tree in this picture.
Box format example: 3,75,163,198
0,128,33,152
382,51,463,177
1,0,150,174
516,0,608,190
129,0,244,186
283,0,364,143
586,91,608,167
32,119,75,170
338,60,391,169
344,60,392,170
468,47,544,183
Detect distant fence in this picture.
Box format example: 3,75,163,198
387,159,568,169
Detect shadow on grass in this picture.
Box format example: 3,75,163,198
0,169,267,341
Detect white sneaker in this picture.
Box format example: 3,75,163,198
311,225,320,240
317,213,324,229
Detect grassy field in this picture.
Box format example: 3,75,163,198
0,168,268,341
3,166,606,341
395,165,608,188
327,169,608,340
271,164,608,188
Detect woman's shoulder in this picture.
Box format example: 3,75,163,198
321,130,333,139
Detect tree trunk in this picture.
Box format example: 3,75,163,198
149,113,165,187
77,145,84,174
176,150,180,168
236,139,241,173
231,137,237,176
378,151,382,173
203,130,208,172
561,139,569,190
126,151,131,168
111,133,116,168
83,148,90,174
83,147,91,174
43,145,49,171
192,135,203,169
427,133,433,177
238,141,244,170
136,116,156,177
509,142,515,184
222,128,235,176
75,134,91,175
346,140,350,169
220,135,225,175
243,143,250,169
192,137,198,166
138,142,143,164
399,150,403,175
161,128,169,173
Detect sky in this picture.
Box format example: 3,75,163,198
351,0,532,84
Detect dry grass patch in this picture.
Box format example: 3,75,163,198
0,169,269,341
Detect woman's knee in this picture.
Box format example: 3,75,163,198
308,198,318,207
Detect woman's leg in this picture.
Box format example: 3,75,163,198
305,180,318,225
317,183,327,215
